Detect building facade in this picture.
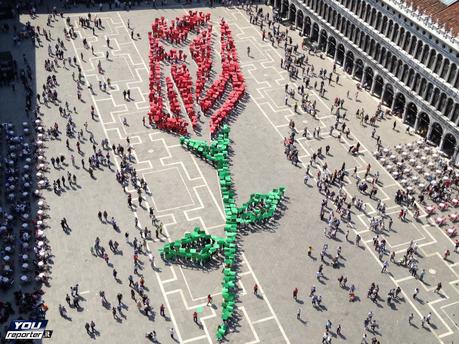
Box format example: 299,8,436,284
272,0,459,157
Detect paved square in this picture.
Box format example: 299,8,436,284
1,2,459,344
145,168,194,211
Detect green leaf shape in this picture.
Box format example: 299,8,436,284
159,227,226,262
237,187,286,225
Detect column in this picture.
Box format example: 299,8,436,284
361,72,366,87
407,38,414,54
382,53,388,68
427,90,435,104
391,98,397,111
394,30,401,45
431,92,440,108
450,146,459,165
371,75,378,94
414,114,420,132
410,75,418,91
402,104,408,122
400,34,408,51
412,77,420,93
426,123,433,141
445,65,453,83
439,59,446,77
353,65,358,78
360,65,366,84
383,23,390,38
422,86,429,100
439,133,446,150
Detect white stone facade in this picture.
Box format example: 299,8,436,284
273,0,459,156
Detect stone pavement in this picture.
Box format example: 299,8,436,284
8,2,459,344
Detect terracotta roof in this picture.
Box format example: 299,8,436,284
409,0,459,36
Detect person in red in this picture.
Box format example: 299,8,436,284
193,311,198,323
253,284,258,295
160,304,165,317
293,288,298,300
207,294,212,306
444,249,451,260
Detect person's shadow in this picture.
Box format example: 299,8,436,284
297,317,307,325
61,313,72,321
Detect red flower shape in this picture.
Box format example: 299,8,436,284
147,12,245,136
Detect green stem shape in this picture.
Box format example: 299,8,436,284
159,125,285,341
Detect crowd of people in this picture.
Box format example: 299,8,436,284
245,4,457,343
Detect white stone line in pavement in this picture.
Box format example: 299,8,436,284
430,302,454,339
143,166,196,211
159,288,215,343
182,335,210,343
239,306,260,344
178,267,221,302
393,276,415,284
238,278,248,297
137,202,185,342
241,253,292,344
183,185,221,230
251,315,275,325
440,301,459,331
191,155,227,222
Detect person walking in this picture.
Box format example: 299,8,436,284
381,261,388,273
443,249,450,260
413,287,419,299
426,312,432,325
336,324,342,336
435,282,442,294
419,269,426,282
408,313,414,325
